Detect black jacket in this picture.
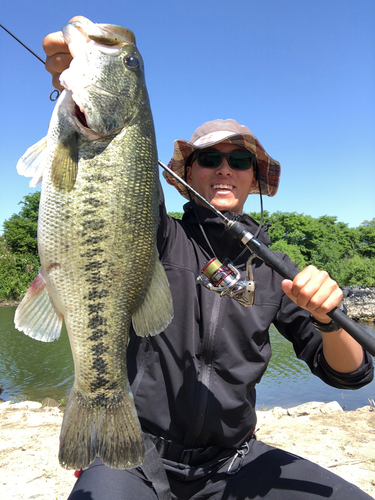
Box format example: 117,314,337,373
127,194,373,451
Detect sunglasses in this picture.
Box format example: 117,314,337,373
191,149,256,171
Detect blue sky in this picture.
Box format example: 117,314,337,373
1,0,374,232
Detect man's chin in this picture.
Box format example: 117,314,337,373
211,198,242,214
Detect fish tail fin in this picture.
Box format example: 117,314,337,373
59,388,145,470
14,270,63,342
132,258,173,337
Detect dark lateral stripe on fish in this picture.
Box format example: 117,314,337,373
84,173,114,182
82,197,106,208
85,260,108,271
81,209,97,217
88,303,105,315
91,341,109,355
90,376,110,391
81,219,106,232
80,248,105,258
88,314,107,329
88,328,109,341
83,235,109,245
85,274,103,285
84,289,110,301
92,356,107,374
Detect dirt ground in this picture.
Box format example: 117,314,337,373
0,400,374,499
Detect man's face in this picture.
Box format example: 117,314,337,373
186,143,257,214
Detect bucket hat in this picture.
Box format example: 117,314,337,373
163,119,280,198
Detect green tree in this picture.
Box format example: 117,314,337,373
269,240,307,271
168,212,183,220
246,210,372,285
356,218,375,258
3,192,40,255
0,237,39,300
341,255,375,286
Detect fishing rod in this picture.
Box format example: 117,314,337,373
1,23,60,101
158,160,375,357
0,23,45,64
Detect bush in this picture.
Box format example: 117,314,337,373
0,237,39,300
340,255,375,286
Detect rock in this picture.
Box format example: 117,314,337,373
287,401,325,417
43,397,61,408
342,286,375,321
318,401,343,413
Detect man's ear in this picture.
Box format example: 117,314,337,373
250,176,258,190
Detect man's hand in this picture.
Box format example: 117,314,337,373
282,265,364,373
42,16,87,90
281,265,343,323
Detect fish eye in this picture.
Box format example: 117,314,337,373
124,56,139,69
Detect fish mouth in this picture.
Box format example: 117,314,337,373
74,103,88,128
61,19,132,137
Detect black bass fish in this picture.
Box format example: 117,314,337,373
15,18,173,470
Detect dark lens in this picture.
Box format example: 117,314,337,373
197,151,222,168
229,152,254,170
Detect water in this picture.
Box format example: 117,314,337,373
0,306,73,404
256,322,375,411
1,306,374,410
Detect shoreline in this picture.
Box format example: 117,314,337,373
1,300,374,323
0,400,374,499
0,299,375,326
0,300,19,307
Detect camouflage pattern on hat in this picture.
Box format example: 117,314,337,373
163,119,280,200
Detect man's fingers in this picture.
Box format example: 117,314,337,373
46,52,73,74
282,265,343,322
42,31,69,56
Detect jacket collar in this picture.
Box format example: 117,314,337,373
182,201,271,262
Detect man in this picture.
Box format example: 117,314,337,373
44,19,373,500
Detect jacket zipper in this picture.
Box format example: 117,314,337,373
187,292,222,446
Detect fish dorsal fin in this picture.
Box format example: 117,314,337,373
16,136,47,187
132,258,173,337
14,271,63,342
51,131,78,192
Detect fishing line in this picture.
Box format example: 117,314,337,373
1,23,60,101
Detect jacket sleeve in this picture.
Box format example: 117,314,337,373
273,257,374,390
156,181,181,260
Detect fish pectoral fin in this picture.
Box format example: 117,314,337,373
14,270,63,342
51,131,78,192
16,136,47,187
132,258,173,337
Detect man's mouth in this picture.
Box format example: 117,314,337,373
212,184,234,191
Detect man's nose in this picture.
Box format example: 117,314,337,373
216,158,232,174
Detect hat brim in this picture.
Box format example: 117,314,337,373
163,132,280,200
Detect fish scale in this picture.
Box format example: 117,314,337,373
14,19,173,470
